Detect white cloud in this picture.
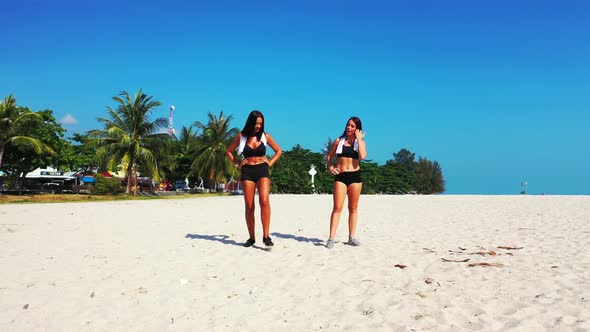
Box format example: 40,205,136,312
60,114,78,125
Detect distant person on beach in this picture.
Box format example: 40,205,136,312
325,116,367,249
226,110,282,248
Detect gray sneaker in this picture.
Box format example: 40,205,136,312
326,239,335,249
348,237,360,246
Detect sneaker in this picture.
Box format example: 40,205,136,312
244,238,255,247
263,237,274,247
348,237,360,246
326,239,334,249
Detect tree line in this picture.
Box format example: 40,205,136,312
0,90,445,195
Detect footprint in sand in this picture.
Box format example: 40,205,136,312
535,294,554,305
561,315,577,325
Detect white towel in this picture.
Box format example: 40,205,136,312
238,133,267,156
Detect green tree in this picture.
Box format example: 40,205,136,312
0,95,54,168
414,157,433,194
92,174,123,195
145,134,178,185
86,89,171,195
271,145,329,193
379,161,414,194
69,132,101,172
414,157,445,194
1,110,67,189
392,148,416,170
166,125,202,186
431,160,446,193
382,148,417,194
359,160,380,194
191,111,238,190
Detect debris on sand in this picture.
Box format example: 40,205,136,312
441,258,470,263
498,246,524,250
468,262,505,268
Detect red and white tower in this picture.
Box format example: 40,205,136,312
168,105,175,136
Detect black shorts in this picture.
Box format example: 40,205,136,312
334,170,362,186
240,163,270,183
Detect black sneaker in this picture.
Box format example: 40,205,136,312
263,237,274,247
244,238,255,247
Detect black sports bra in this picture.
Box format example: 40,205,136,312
243,143,266,158
337,145,359,160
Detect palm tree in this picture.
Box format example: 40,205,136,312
174,125,202,181
191,111,239,190
178,125,202,156
0,95,54,168
154,125,201,185
86,89,170,195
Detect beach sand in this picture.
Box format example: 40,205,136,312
1,195,588,331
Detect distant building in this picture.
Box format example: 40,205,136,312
24,166,77,193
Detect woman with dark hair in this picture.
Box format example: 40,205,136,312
324,116,367,249
226,110,282,248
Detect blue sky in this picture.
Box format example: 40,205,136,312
2,0,589,194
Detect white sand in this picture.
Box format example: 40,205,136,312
1,195,589,331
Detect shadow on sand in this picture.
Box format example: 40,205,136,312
185,234,271,251
185,234,243,247
271,232,325,246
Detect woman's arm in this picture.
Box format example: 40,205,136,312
326,138,340,173
265,133,282,167
356,130,367,160
225,134,242,167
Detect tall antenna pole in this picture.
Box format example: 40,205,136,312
521,181,528,194
168,105,175,136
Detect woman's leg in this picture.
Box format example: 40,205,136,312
242,180,257,240
346,182,362,240
329,181,348,239
257,177,271,238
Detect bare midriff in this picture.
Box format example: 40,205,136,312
336,157,360,172
243,156,268,165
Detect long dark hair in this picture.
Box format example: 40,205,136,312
241,110,265,140
339,116,362,138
